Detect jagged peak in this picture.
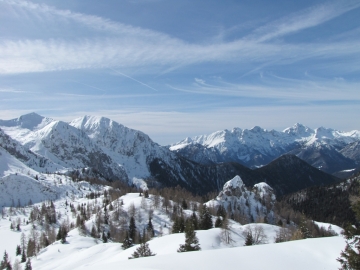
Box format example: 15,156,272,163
253,182,275,199
283,123,314,136
250,126,265,133
223,175,245,190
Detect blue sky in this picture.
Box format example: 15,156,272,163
1,0,360,145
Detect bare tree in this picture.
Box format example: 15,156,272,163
274,227,292,243
153,194,161,209
140,197,147,210
128,203,136,218
242,225,268,245
220,218,235,246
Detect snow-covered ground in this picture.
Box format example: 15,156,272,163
0,189,347,270
0,145,348,270
0,213,345,270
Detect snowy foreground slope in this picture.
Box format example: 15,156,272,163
0,219,345,270
0,187,345,270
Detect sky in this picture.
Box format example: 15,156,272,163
0,0,360,145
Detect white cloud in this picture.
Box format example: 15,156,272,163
248,0,360,42
170,75,360,102
0,0,359,75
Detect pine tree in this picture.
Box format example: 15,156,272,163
214,216,223,228
244,232,253,246
0,251,10,270
216,205,227,219
121,231,133,250
129,217,137,242
338,201,360,269
181,199,188,210
56,224,68,244
102,231,108,243
199,205,213,230
172,216,180,234
178,220,201,252
21,250,26,263
129,242,156,259
190,212,199,230
15,245,21,256
147,218,154,238
24,258,32,270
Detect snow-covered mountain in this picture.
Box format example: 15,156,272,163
206,176,276,223
0,113,343,196
170,123,360,176
0,113,218,193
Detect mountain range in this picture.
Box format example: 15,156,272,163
170,124,360,178
0,113,352,196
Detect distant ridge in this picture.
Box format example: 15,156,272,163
170,124,360,177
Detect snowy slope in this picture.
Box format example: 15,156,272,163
0,168,346,270
0,128,60,173
69,115,177,181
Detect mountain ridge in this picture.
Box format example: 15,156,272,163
0,113,343,195
170,123,360,176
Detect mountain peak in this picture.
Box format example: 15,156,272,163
250,126,264,133
0,112,52,131
223,175,245,190
283,123,314,136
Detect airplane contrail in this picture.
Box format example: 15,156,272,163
110,68,158,92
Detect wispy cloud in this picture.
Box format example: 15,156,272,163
0,87,27,93
170,75,360,102
0,0,359,75
247,0,360,42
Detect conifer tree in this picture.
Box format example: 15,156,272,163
56,224,68,244
15,245,21,256
147,218,154,238
181,199,188,210
199,205,213,230
178,220,201,252
216,205,227,219
129,217,137,242
102,231,108,243
172,216,180,234
244,232,253,246
129,242,156,259
190,212,199,230
21,250,26,263
214,216,223,228
121,231,133,250
0,251,11,270
338,201,360,269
